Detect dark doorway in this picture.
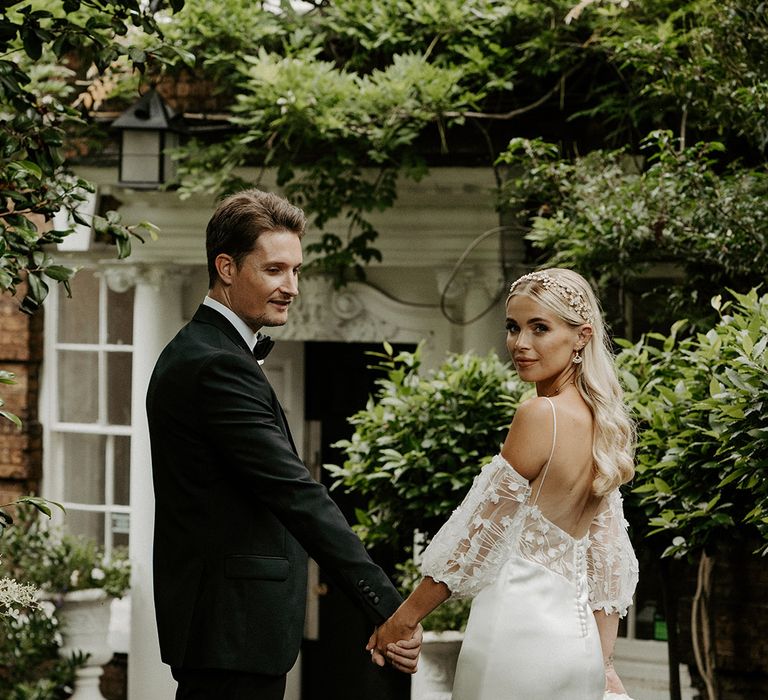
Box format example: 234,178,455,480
301,341,415,700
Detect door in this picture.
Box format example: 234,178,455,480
302,341,415,700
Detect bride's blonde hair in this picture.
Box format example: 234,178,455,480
507,268,635,495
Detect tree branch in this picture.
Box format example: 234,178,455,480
443,62,585,120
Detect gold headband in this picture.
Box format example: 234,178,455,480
509,271,593,323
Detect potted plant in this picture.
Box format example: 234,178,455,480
326,344,527,699
2,505,131,700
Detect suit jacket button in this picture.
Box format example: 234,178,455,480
372,595,380,604
363,585,371,593
357,579,366,588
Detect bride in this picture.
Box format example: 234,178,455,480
370,268,639,699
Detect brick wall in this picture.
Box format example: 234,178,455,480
0,282,44,504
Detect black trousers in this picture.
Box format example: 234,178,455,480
172,667,287,700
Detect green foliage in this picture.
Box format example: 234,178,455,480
616,289,768,557
325,343,528,554
497,131,768,326
0,499,79,699
0,0,180,313
166,0,584,283
589,0,768,149
3,507,131,599
157,0,767,285
0,603,80,700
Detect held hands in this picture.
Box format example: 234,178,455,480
366,612,423,674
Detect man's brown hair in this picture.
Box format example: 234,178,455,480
206,188,306,288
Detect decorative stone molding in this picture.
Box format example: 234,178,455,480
437,266,505,304
270,276,443,349
101,264,189,294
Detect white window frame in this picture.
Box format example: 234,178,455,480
41,267,134,558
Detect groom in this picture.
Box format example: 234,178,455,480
147,189,420,699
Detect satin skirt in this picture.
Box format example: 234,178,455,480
452,555,604,700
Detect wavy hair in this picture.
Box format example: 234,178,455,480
508,268,635,495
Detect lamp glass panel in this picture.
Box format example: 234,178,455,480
121,131,161,183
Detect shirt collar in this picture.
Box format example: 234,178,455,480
203,296,259,352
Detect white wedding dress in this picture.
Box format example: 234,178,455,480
420,397,638,700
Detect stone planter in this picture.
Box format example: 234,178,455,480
56,588,115,700
411,630,464,700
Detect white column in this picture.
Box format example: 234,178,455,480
107,264,187,700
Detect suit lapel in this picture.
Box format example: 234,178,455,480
192,304,252,356
192,305,299,455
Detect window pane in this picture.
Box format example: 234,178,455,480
63,509,105,543
61,433,106,504
111,512,130,550
58,269,99,343
107,352,132,425
58,351,99,423
107,285,134,345
113,436,131,505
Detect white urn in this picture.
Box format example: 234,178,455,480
56,588,115,700
411,630,464,700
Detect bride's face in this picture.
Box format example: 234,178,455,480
505,294,584,386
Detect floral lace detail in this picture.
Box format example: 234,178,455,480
420,454,530,599
517,504,587,586
421,454,638,617
587,490,639,617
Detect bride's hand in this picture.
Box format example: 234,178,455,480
366,612,420,672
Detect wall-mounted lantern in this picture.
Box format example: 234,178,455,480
112,89,182,188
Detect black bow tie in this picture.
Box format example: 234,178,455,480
253,335,274,361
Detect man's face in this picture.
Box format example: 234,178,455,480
216,229,303,332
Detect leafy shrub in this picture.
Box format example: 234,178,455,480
497,132,768,328
326,344,527,629
616,289,768,556
0,602,80,700
326,343,528,555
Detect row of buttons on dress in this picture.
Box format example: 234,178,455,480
575,541,590,638
358,578,381,605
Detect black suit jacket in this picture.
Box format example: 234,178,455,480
146,305,402,674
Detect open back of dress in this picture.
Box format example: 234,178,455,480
420,398,638,700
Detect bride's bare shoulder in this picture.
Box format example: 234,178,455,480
500,397,555,479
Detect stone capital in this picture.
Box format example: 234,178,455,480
101,264,189,293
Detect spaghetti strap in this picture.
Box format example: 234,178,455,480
533,396,557,505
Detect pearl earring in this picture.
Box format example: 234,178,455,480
572,350,583,365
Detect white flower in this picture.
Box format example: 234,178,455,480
0,577,39,614
69,570,80,587
672,536,686,547
90,567,106,582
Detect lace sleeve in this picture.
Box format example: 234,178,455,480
419,454,530,599
587,489,639,617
